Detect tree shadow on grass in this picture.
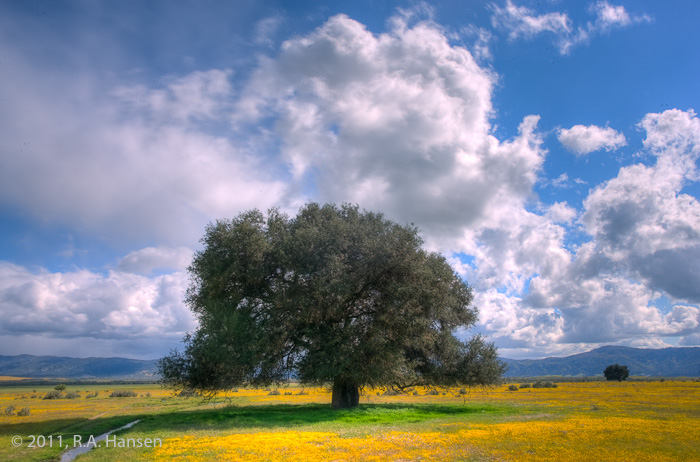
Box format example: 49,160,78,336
0,403,505,438
135,402,512,433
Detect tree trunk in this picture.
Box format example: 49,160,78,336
331,381,359,409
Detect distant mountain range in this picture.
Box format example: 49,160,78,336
1,346,699,380
0,354,159,380
502,346,700,377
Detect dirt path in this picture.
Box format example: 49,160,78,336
60,420,140,462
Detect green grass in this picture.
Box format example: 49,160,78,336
1,383,521,462
135,401,517,433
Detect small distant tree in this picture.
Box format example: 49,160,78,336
604,364,630,382
54,384,67,391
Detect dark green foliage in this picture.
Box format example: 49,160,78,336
531,380,557,388
109,389,137,397
54,384,66,391
43,390,63,400
508,384,519,391
604,364,630,382
159,203,505,408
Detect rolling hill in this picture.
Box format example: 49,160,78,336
1,346,699,380
0,354,159,380
502,345,700,377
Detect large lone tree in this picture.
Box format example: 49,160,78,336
159,203,505,408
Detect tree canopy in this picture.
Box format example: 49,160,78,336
604,364,630,382
158,203,505,408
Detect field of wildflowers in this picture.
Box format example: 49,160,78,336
1,380,698,461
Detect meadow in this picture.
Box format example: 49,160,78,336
1,379,699,461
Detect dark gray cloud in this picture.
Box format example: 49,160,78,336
0,46,286,247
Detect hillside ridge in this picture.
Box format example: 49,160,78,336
502,345,700,377
0,354,159,380
2,345,699,379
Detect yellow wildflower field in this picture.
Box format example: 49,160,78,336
1,380,699,461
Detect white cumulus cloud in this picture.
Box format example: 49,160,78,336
523,109,700,351
490,0,570,39
593,1,632,28
236,13,545,247
558,124,627,155
547,201,578,224
0,261,195,358
490,1,650,54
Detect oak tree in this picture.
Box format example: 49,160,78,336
159,203,505,408
604,364,630,382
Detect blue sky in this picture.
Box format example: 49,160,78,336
1,0,699,360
